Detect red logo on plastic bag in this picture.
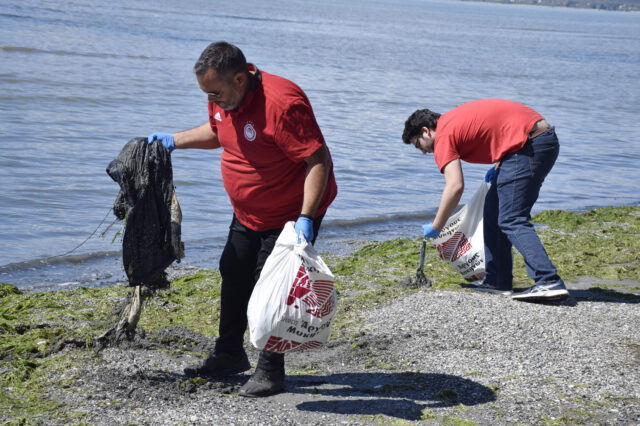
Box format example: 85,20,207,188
286,264,334,318
436,232,472,262
263,335,324,353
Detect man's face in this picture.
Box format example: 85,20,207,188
411,127,435,154
197,68,246,111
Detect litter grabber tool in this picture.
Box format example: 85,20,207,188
401,238,433,287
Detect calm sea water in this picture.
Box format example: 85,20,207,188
1,0,639,291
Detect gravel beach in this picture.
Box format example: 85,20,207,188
42,279,639,425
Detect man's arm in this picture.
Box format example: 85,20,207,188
432,158,464,230
300,144,331,217
173,122,221,149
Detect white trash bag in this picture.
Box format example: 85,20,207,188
431,181,489,282
247,221,337,353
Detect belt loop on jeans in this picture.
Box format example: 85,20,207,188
528,119,552,139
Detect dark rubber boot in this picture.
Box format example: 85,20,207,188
238,351,284,397
184,349,250,378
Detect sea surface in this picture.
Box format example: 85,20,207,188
1,0,639,291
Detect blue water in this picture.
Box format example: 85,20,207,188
1,0,639,291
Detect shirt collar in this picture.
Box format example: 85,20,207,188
233,63,261,114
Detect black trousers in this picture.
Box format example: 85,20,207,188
215,214,324,356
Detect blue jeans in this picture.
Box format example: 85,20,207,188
483,128,563,290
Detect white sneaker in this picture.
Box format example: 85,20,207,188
512,282,569,302
468,282,512,296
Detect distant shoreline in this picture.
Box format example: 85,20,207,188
463,0,640,11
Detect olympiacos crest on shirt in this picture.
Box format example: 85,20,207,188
243,122,256,142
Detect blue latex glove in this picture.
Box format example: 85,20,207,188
484,166,497,183
148,132,175,153
294,216,314,244
422,223,440,239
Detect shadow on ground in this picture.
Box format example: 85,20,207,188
288,372,496,421
521,288,640,306
568,288,640,304
460,283,640,305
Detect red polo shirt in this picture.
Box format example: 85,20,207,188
434,99,543,172
208,66,337,231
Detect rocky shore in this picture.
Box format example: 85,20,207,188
1,206,639,424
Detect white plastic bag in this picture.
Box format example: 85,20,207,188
431,181,489,282
247,221,337,353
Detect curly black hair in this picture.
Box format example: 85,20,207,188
402,109,441,144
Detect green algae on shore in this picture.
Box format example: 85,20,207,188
1,205,638,423
527,206,640,283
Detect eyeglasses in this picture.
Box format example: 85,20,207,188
412,135,421,149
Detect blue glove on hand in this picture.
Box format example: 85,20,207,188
148,132,175,153
484,166,497,183
294,216,314,244
422,223,440,239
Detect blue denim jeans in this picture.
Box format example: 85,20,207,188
483,128,563,290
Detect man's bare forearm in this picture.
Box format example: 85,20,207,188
301,144,330,216
174,123,220,149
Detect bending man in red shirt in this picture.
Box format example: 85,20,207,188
148,41,337,397
402,99,568,302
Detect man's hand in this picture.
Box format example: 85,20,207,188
422,223,440,238
294,216,314,244
484,166,497,183
148,132,175,152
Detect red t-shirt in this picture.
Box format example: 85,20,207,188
434,99,543,172
208,66,337,231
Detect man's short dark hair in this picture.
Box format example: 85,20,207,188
402,109,441,144
193,41,248,80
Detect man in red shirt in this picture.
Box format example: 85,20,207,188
148,41,337,397
402,99,568,302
